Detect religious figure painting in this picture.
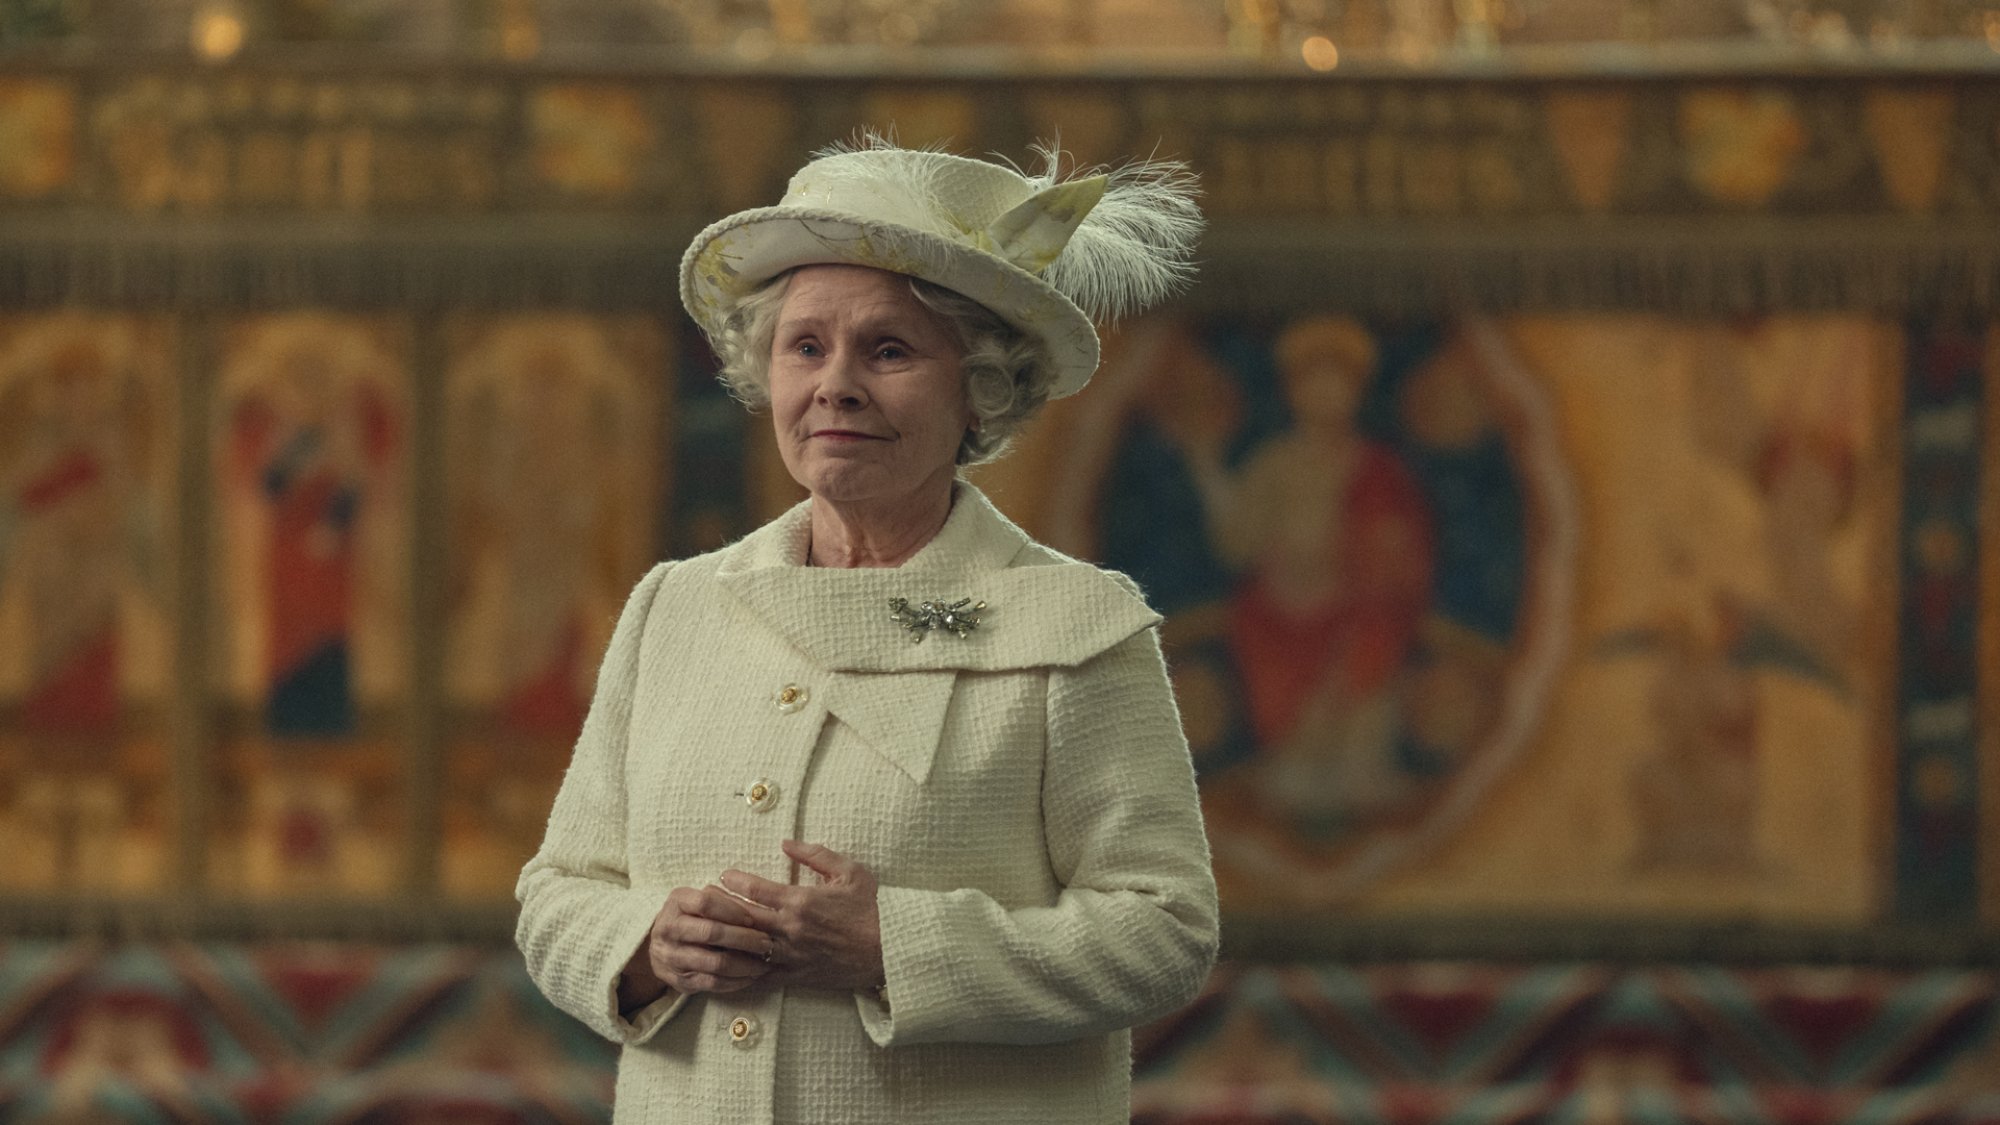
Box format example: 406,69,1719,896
211,313,411,896
1374,315,1893,923
1538,315,1890,919
1602,322,1872,876
440,313,665,898
0,313,174,893
1041,313,1575,911
1040,310,1893,923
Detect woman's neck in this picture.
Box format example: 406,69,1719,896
807,481,956,569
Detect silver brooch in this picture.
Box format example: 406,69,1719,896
888,597,987,642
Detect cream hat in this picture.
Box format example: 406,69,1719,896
679,137,1202,399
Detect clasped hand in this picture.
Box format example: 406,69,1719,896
627,840,883,1002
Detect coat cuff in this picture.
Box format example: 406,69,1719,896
601,892,688,1046
860,884,961,1047
853,980,895,1046
615,988,687,1045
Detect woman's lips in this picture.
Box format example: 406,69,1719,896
811,429,887,441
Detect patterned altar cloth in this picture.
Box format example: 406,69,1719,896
1,943,1996,1123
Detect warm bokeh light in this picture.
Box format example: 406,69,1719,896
500,22,539,59
10,0,2000,63
1301,34,1339,69
193,5,245,61
734,26,777,60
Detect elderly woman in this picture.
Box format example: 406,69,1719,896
516,137,1218,1124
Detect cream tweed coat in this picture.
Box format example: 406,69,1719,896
516,484,1220,1124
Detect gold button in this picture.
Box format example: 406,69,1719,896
775,683,808,713
727,1015,760,1046
743,778,779,812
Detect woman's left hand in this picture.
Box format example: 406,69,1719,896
719,840,884,993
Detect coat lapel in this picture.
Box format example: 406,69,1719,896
821,669,956,785
713,485,1161,786
715,486,1161,673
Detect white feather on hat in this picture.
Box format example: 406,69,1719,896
1011,140,1203,322
679,134,1202,398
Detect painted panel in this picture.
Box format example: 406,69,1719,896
1014,312,1898,922
208,313,412,897
1371,315,1896,921
1032,314,1563,911
439,313,666,899
0,313,176,893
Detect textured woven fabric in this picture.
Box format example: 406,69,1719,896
515,484,1220,1124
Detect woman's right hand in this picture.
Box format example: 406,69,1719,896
621,885,778,1005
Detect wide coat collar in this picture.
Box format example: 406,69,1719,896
714,483,1158,674
710,485,1160,786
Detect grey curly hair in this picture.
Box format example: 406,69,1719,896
707,270,1055,466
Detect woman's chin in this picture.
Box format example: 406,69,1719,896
800,467,898,506
808,473,959,511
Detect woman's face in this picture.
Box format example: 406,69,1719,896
768,264,972,508
1281,356,1367,431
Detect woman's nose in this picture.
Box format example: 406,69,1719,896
815,352,869,408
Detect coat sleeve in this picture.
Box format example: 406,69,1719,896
859,624,1220,1046
515,560,687,1046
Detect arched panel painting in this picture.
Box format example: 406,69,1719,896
1042,312,1577,910
210,313,412,897
1036,310,1892,921
440,313,666,899
0,313,176,894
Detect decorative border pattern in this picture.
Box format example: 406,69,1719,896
0,69,1997,222
1895,326,1985,922
4,69,2000,315
6,943,1997,1123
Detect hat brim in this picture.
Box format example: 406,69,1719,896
680,207,1101,398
